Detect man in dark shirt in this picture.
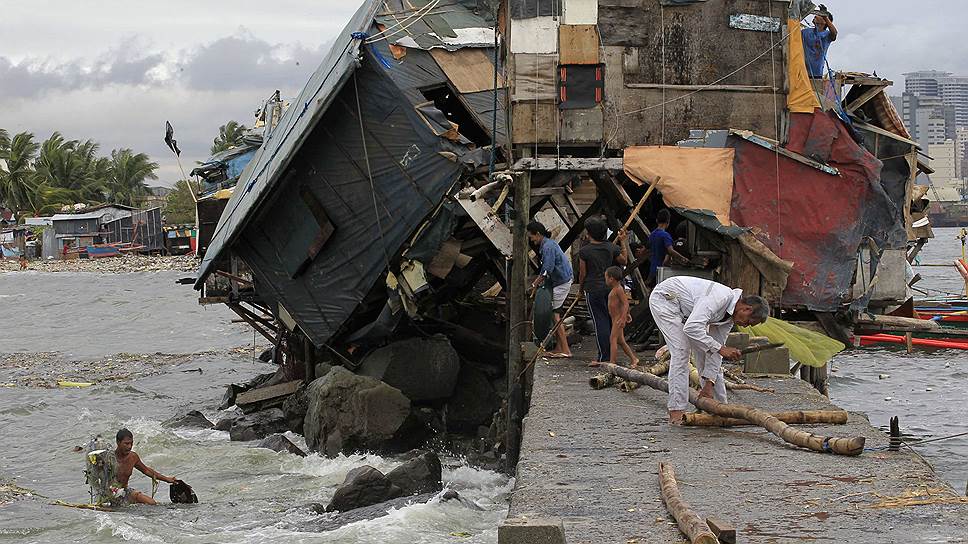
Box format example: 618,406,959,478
578,218,628,365
802,6,837,79
647,209,688,286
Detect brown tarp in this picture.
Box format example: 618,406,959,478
623,146,735,225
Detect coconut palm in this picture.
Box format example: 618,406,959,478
210,121,247,154
107,148,158,206
0,131,41,212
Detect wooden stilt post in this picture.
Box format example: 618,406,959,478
303,335,315,384
506,170,531,470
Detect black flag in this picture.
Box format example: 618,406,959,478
164,121,181,156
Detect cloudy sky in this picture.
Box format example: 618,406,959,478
1,1,965,186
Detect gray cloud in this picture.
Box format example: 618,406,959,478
0,31,327,99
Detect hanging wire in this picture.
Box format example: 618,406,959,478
353,71,392,270
769,0,783,272
621,30,792,117
364,0,443,44
660,4,666,144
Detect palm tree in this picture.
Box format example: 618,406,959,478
0,128,9,155
210,121,247,154
107,148,158,206
0,131,41,212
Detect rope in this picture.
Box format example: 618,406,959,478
364,0,443,44
865,430,968,452
489,0,499,176
621,30,791,116
353,71,392,270
660,5,666,144
768,0,783,277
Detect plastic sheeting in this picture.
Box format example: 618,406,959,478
731,110,885,310
739,317,844,368
623,146,735,225
196,0,379,288
786,18,821,114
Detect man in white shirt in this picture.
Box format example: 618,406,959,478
649,276,770,424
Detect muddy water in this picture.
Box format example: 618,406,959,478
0,271,510,543
829,227,968,495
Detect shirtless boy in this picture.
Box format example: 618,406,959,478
114,428,177,505
605,266,639,368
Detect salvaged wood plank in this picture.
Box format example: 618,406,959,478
512,54,558,102
511,102,558,144
855,314,939,333
430,48,505,94
513,157,624,170
598,364,867,456
705,517,737,544
559,24,600,64
236,380,302,407
659,462,719,544
561,107,604,143
455,195,514,257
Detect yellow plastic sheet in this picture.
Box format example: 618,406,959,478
739,317,844,368
786,18,821,114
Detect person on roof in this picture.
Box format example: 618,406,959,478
649,277,770,425
802,4,837,79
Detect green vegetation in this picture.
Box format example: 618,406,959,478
164,180,197,225
210,121,247,155
0,128,158,217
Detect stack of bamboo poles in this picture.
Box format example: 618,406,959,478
595,363,865,456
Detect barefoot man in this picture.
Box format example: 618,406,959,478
528,221,574,357
649,277,770,424
605,266,639,368
114,428,177,505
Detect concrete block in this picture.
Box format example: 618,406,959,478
726,332,750,349
499,516,567,544
744,347,790,375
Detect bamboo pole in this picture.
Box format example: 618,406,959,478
659,462,718,544
682,410,849,427
598,363,866,456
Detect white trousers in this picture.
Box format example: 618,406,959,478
649,291,730,411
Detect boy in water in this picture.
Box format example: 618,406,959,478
113,428,177,505
604,266,639,368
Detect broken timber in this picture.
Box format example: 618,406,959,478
513,158,624,171
682,410,849,427
598,363,866,456
658,462,719,544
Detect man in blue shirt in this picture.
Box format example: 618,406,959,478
802,6,837,79
528,221,574,357
647,209,688,286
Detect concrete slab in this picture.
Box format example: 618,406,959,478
507,344,968,543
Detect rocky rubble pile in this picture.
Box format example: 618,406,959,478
2,255,198,274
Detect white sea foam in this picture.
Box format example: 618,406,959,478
94,513,166,543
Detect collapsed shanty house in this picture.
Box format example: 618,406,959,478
193,0,930,465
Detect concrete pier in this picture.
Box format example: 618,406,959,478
502,346,968,543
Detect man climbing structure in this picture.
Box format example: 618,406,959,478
802,4,837,79
649,277,770,425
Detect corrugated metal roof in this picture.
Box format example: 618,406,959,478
196,0,381,287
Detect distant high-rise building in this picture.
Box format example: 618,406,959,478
927,139,963,202
904,93,950,148
903,70,968,133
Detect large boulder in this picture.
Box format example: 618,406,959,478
357,335,460,402
306,491,463,531
386,451,442,496
228,408,288,441
446,366,500,433
303,367,411,456
281,385,309,434
258,434,307,457
163,410,214,429
325,466,402,513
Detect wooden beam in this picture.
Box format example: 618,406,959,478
682,410,849,427
626,83,778,93
513,157,624,171
530,187,568,197
559,197,605,251
591,172,651,242
845,86,886,113
506,170,531,471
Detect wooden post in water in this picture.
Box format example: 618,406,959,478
598,363,866,456
506,170,531,470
